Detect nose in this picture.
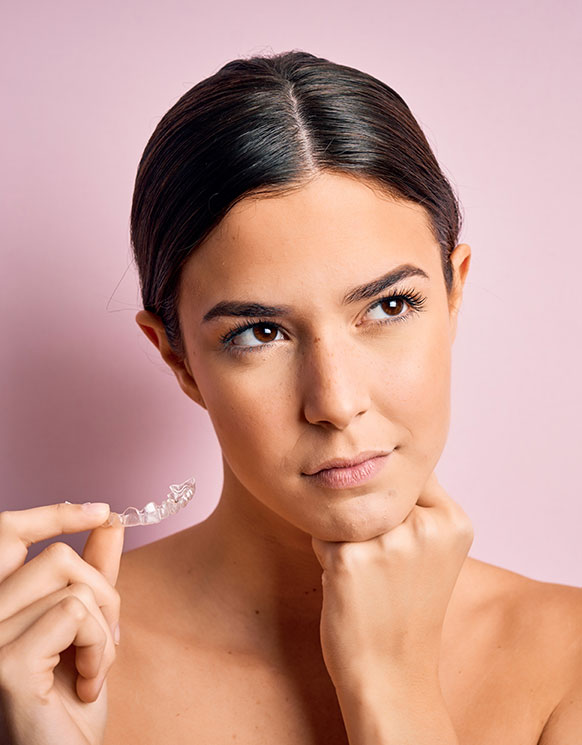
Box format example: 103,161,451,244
300,331,371,430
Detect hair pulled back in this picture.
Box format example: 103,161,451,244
130,49,463,361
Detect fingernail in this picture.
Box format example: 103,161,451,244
82,502,109,515
114,623,120,645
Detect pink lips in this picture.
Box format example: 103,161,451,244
305,453,391,489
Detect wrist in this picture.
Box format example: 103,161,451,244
333,674,457,745
330,654,441,697
334,666,442,707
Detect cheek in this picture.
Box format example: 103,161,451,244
376,318,452,450
202,365,291,468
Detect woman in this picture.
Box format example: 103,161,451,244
1,50,580,744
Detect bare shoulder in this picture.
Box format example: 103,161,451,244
466,556,582,654
112,525,209,639
117,526,193,585
510,568,582,743
115,531,182,622
463,557,582,741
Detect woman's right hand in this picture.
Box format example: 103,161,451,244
0,501,125,745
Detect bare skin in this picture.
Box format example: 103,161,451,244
1,173,580,744
107,174,582,745
100,171,581,743
104,530,582,744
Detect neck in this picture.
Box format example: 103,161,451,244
168,466,327,659
163,465,476,663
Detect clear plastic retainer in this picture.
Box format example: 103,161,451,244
100,477,196,528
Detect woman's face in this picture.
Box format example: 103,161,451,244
145,172,470,542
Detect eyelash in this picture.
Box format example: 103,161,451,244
218,286,428,357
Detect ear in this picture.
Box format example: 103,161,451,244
135,310,207,410
447,243,471,344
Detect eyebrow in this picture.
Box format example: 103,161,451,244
201,263,430,323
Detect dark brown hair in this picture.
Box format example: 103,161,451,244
130,49,463,361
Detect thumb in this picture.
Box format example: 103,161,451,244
311,535,329,569
82,519,125,587
415,470,448,508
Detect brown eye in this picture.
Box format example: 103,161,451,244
251,324,278,343
364,292,422,325
379,297,405,316
230,322,282,346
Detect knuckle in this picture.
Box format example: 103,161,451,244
462,514,474,535
379,529,401,552
320,543,351,573
399,527,417,550
0,510,15,535
460,517,475,544
67,581,95,605
45,540,74,562
334,542,370,571
454,508,474,536
54,501,68,517
58,594,88,621
412,514,435,542
333,543,357,569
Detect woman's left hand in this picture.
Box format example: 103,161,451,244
311,471,474,693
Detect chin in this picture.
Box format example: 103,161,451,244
309,496,413,543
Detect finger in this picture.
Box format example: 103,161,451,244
0,541,120,635
82,519,125,588
0,502,111,581
0,582,114,650
311,535,327,569
414,472,452,509
0,582,116,688
310,534,347,570
414,474,471,537
0,595,107,704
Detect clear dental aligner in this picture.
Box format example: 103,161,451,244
100,477,196,528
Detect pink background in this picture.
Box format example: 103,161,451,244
1,1,580,586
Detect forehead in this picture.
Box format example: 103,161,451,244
180,172,439,308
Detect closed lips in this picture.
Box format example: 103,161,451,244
304,450,392,475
